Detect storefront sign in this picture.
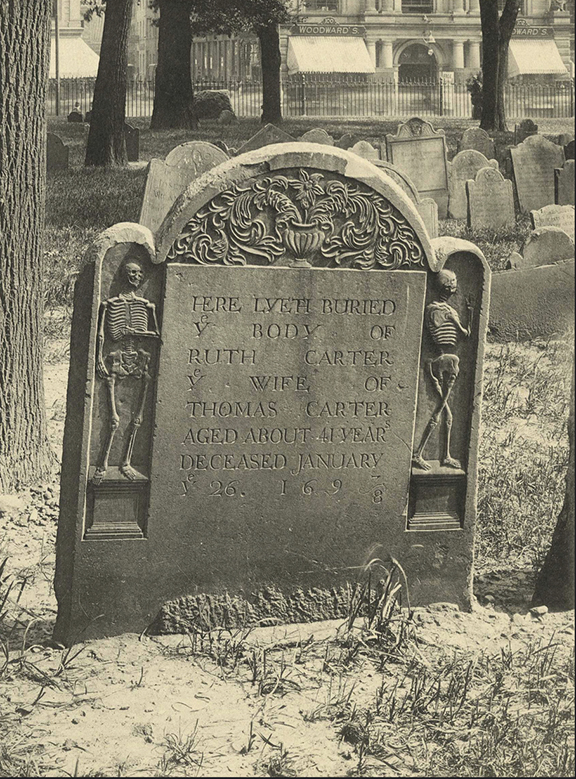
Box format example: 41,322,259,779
291,17,365,36
513,20,554,37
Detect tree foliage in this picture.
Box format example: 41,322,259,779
479,0,521,132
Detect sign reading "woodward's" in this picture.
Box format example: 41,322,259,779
291,20,365,36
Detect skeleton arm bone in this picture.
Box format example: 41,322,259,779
95,301,109,378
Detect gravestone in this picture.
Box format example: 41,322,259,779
299,128,335,145
139,142,229,235
564,140,575,161
67,108,83,123
531,204,575,242
555,160,575,206
385,117,450,218
458,128,495,160
556,133,574,148
511,135,565,212
509,226,575,268
54,144,489,644
218,109,236,125
448,151,498,220
417,198,439,239
236,124,296,155
373,160,438,237
373,161,420,204
46,132,69,171
350,140,379,161
466,167,515,231
335,133,359,150
514,119,538,145
125,123,140,162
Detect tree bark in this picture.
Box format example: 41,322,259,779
85,0,134,166
532,370,575,611
150,0,197,130
258,23,282,125
0,1,54,491
480,0,520,132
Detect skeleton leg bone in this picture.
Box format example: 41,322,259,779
120,370,151,480
92,374,119,485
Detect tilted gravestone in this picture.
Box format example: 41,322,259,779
458,128,495,161
385,117,450,218
531,204,575,242
125,123,140,162
236,123,296,155
555,160,575,206
335,133,359,150
139,142,229,235
299,128,335,145
466,167,515,231
511,135,565,213
47,132,69,171
53,145,490,644
448,150,498,221
563,139,575,160
514,119,538,145
350,140,379,161
373,160,438,238
508,226,575,269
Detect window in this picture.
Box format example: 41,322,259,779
498,0,525,13
401,0,434,13
304,1,339,11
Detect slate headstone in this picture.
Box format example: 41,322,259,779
531,204,575,242
458,128,495,160
514,119,538,145
125,123,140,162
298,128,335,145
236,124,296,155
139,141,229,235
67,109,83,123
373,160,420,203
448,150,498,220
518,226,574,267
46,132,69,171
54,144,489,644
373,160,437,237
218,109,236,125
350,140,379,161
335,133,359,150
564,140,575,161
385,117,450,218
555,160,575,206
466,167,515,231
511,135,565,212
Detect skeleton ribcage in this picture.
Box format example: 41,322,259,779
428,307,459,348
106,298,149,341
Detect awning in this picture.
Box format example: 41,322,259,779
50,36,100,78
508,39,568,77
287,37,375,75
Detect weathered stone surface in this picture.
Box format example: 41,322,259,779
555,160,575,206
350,140,379,161
489,259,575,341
467,167,515,231
236,124,296,155
458,128,495,160
125,123,139,162
218,109,236,125
564,139,575,160
139,142,229,234
448,150,498,220
372,160,420,203
47,132,69,170
511,135,565,212
54,145,489,643
299,128,335,145
531,204,575,242
514,119,538,145
335,132,359,150
417,197,439,239
385,117,449,218
521,226,574,267
556,132,574,148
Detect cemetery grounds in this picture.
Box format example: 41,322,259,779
0,118,574,778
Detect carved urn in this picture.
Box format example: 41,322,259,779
282,221,325,265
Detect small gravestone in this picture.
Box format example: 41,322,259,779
448,150,498,220
218,109,236,125
236,124,296,155
555,160,575,206
53,144,489,644
557,133,574,148
67,106,83,123
466,167,515,231
564,140,575,161
417,198,439,239
299,128,335,145
140,141,229,234
46,132,69,171
517,226,575,267
125,123,140,162
335,133,359,150
350,140,379,161
531,204,575,242
511,135,565,212
458,128,495,160
385,117,450,218
514,119,538,145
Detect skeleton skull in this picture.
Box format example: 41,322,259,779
124,261,144,289
436,269,457,297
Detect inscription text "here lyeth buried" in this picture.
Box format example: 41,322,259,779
153,266,425,511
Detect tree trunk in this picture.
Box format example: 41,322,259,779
0,2,54,491
480,0,520,132
532,370,575,611
150,0,197,130
258,24,282,125
85,0,134,166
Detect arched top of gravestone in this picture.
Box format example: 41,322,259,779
236,124,296,155
371,160,420,203
517,134,563,155
298,128,335,145
530,204,575,241
458,128,495,160
391,117,445,140
431,235,490,275
164,141,229,169
155,142,438,272
564,140,575,160
350,140,379,161
521,226,575,267
473,166,507,185
450,149,498,171
335,133,359,150
448,151,499,220
85,222,156,272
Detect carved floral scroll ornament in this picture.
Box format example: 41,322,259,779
167,170,425,270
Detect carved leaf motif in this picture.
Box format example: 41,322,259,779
167,170,425,270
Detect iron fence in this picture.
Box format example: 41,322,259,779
47,77,574,120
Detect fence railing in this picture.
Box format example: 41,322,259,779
46,77,575,120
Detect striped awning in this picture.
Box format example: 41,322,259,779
508,39,568,77
50,36,100,78
287,37,375,75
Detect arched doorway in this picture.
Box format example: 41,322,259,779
398,43,438,83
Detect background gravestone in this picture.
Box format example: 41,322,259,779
555,160,575,206
139,141,229,235
448,151,498,220
46,132,69,171
299,128,335,145
125,123,140,162
511,135,565,213
531,204,575,242
564,139,575,161
417,197,439,239
350,140,379,161
335,133,359,150
54,144,489,644
458,128,495,160
514,119,538,145
466,167,515,231
236,124,296,154
510,226,575,268
373,160,438,237
385,117,450,218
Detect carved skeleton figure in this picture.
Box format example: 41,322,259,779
93,260,159,485
412,269,473,472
